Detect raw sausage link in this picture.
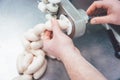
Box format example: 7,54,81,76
13,0,73,80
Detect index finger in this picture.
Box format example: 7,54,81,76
41,30,52,40
87,1,108,15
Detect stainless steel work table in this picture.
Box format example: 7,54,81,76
0,0,120,80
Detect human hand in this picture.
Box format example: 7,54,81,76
42,19,77,60
87,0,120,25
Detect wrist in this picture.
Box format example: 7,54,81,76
59,47,81,61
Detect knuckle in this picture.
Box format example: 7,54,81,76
93,1,98,5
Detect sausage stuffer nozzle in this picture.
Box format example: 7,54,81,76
58,0,89,38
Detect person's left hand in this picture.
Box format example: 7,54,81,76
42,19,77,60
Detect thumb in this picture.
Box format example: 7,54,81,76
90,15,112,24
51,18,62,36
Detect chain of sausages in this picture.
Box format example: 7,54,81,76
12,0,72,80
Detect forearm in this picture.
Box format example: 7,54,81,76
60,48,107,80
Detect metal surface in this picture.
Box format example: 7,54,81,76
0,0,120,80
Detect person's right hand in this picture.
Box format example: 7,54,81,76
87,0,120,25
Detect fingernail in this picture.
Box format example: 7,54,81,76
41,36,49,40
91,19,97,24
